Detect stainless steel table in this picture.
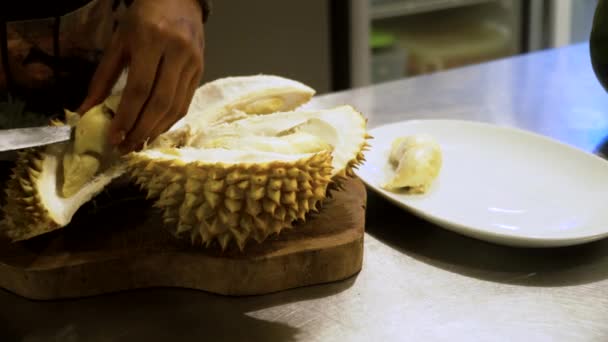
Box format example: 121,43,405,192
2,43,608,342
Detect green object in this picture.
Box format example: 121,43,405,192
590,0,608,92
370,30,396,50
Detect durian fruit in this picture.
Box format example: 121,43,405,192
0,96,126,241
0,74,370,251
126,105,369,251
382,134,442,193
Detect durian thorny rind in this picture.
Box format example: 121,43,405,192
127,102,369,251
1,95,126,241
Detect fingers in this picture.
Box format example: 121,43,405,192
178,38,204,117
78,34,125,114
148,66,200,142
110,42,165,147
122,30,203,151
181,67,203,115
121,49,187,151
148,70,191,139
84,3,205,152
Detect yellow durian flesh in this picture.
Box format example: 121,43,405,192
61,98,117,197
382,134,442,193
127,105,369,251
199,132,332,154
103,94,122,114
239,97,286,114
62,153,101,197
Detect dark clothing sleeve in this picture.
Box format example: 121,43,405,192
1,0,211,22
0,1,94,21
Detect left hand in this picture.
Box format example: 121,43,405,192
77,0,205,152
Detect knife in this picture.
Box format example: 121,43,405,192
0,125,74,153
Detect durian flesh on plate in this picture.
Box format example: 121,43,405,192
382,134,442,193
127,105,369,251
1,95,126,241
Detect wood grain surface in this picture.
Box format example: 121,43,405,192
0,177,366,300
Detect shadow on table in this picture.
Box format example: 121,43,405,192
0,272,357,342
364,191,608,287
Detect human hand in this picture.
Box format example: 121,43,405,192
78,0,205,152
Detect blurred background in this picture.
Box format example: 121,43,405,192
202,0,598,94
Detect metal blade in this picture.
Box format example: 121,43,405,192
0,126,73,152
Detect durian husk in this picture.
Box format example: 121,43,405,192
127,105,371,251
127,150,334,251
0,74,371,251
0,103,126,241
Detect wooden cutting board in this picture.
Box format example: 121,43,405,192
0,177,366,300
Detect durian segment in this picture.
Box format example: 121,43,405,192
1,144,126,241
62,153,101,197
173,75,316,131
0,100,127,241
198,132,333,154
241,97,286,114
61,101,116,197
193,105,369,178
127,105,369,251
382,134,442,193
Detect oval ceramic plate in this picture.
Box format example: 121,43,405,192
357,119,608,247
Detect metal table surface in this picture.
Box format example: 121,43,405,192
2,43,608,342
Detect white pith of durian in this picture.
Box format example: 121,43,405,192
172,75,316,131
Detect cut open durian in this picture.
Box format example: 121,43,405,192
1,96,126,241
1,74,370,251
127,105,368,250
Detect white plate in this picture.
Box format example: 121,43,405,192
357,119,608,247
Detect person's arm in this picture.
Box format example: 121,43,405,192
78,0,209,152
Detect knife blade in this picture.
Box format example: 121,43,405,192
0,125,74,153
